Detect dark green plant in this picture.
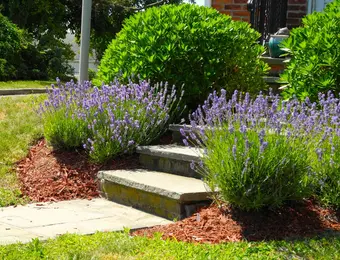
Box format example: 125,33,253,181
88,68,97,81
16,34,75,80
280,0,340,101
0,13,24,80
96,4,268,109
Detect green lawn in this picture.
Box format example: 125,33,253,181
0,80,54,89
0,94,45,207
0,231,340,259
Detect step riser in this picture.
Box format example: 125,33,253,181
139,153,201,179
171,131,202,146
99,179,210,220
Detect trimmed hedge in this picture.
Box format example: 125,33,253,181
96,4,268,109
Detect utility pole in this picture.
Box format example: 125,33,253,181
79,0,92,82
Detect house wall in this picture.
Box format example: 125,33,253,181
211,0,308,28
211,0,250,22
287,0,308,28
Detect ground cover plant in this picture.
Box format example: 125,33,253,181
0,95,45,207
280,0,340,101
96,4,268,110
40,79,182,163
1,231,340,259
183,89,340,210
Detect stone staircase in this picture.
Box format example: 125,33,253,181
98,126,212,220
260,56,288,95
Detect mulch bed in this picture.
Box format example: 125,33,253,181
16,136,340,243
133,201,340,243
17,139,140,202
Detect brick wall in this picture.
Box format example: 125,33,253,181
287,0,308,28
211,0,308,28
212,0,250,22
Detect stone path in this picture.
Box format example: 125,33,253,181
0,198,171,245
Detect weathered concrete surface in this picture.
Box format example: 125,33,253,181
98,169,208,202
137,145,202,162
139,153,200,178
137,145,202,177
0,198,171,245
98,169,211,220
0,89,48,96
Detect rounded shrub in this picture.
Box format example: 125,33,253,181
280,0,340,102
96,4,268,109
0,14,23,80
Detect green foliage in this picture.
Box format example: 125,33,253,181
17,35,75,80
0,13,24,80
310,134,340,209
96,4,268,109
201,127,312,210
1,0,183,79
88,68,97,81
41,81,181,163
1,232,340,259
65,0,184,61
42,106,90,151
280,0,340,101
0,12,74,80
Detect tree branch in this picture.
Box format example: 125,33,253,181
110,0,167,11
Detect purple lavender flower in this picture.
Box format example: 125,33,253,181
39,79,181,162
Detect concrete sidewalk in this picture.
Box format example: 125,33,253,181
0,198,171,245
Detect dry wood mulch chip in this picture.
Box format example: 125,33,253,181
17,139,140,202
133,201,340,243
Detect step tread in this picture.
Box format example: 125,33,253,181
169,124,190,132
136,145,202,162
98,169,209,202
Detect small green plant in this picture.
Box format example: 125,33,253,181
310,135,340,208
201,127,311,210
41,79,182,163
280,0,340,101
183,90,321,210
96,4,268,110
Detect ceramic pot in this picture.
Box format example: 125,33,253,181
268,35,289,58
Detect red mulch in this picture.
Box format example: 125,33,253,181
17,139,140,202
133,201,340,243
16,136,340,244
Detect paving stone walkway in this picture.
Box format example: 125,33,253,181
0,198,171,245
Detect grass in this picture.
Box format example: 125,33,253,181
0,231,340,259
0,94,45,207
0,80,54,89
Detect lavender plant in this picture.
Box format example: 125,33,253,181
40,79,182,163
183,90,340,210
308,92,340,208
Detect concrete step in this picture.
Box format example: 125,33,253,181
137,145,202,178
98,169,211,220
260,56,288,76
169,124,191,145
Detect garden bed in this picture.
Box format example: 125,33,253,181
13,138,340,244
17,139,141,202
133,201,340,243
16,133,173,203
